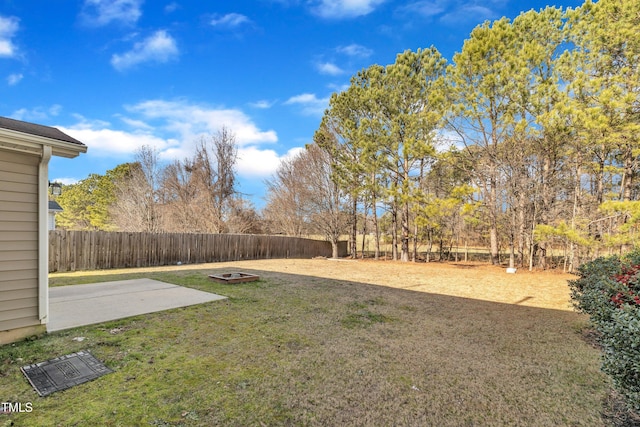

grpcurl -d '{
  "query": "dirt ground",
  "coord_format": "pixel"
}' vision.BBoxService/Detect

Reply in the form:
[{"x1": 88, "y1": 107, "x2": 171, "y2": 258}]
[{"x1": 56, "y1": 258, "x2": 577, "y2": 312}]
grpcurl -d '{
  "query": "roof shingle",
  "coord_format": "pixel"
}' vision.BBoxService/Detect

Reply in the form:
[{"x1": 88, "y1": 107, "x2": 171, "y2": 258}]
[
  {"x1": 48, "y1": 201, "x2": 63, "y2": 211},
  {"x1": 0, "y1": 116, "x2": 84, "y2": 146}
]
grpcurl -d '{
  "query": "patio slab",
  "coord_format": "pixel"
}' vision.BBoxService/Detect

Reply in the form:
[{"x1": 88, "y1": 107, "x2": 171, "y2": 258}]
[{"x1": 47, "y1": 279, "x2": 226, "y2": 332}]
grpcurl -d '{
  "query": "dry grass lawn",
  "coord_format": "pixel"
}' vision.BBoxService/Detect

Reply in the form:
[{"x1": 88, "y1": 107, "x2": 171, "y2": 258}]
[
  {"x1": 55, "y1": 258, "x2": 576, "y2": 310},
  {"x1": 0, "y1": 259, "x2": 612, "y2": 426},
  {"x1": 217, "y1": 258, "x2": 577, "y2": 311}
]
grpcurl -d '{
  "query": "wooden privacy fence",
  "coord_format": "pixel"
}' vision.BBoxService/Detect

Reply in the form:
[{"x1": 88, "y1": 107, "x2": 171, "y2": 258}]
[{"x1": 49, "y1": 230, "x2": 346, "y2": 273}]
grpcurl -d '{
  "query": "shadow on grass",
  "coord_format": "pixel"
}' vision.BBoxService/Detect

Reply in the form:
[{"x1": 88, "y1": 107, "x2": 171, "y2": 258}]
[{"x1": 10, "y1": 264, "x2": 611, "y2": 425}]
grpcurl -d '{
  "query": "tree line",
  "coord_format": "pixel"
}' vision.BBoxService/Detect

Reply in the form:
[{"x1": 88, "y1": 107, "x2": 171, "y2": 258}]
[
  {"x1": 265, "y1": 0, "x2": 640, "y2": 270},
  {"x1": 56, "y1": 127, "x2": 262, "y2": 235},
  {"x1": 57, "y1": 0, "x2": 639, "y2": 270}
]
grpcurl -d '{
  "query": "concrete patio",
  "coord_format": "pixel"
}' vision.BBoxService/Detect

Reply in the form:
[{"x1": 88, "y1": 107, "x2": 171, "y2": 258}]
[{"x1": 47, "y1": 279, "x2": 226, "y2": 332}]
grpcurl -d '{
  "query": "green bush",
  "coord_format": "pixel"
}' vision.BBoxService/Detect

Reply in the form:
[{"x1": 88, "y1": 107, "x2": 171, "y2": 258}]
[
  {"x1": 600, "y1": 307, "x2": 640, "y2": 410},
  {"x1": 569, "y1": 251, "x2": 640, "y2": 412}
]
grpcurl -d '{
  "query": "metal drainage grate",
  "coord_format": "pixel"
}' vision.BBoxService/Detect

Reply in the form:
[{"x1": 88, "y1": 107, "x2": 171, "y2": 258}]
[{"x1": 21, "y1": 350, "x2": 113, "y2": 397}]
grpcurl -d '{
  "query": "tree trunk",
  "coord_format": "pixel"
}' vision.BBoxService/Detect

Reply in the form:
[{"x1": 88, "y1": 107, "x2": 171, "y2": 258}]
[
  {"x1": 350, "y1": 196, "x2": 357, "y2": 259},
  {"x1": 371, "y1": 171, "x2": 380, "y2": 260},
  {"x1": 401, "y1": 157, "x2": 411, "y2": 263},
  {"x1": 620, "y1": 143, "x2": 634, "y2": 253},
  {"x1": 401, "y1": 201, "x2": 410, "y2": 262},
  {"x1": 528, "y1": 201, "x2": 538, "y2": 272},
  {"x1": 412, "y1": 220, "x2": 418, "y2": 262},
  {"x1": 570, "y1": 163, "x2": 581, "y2": 268},
  {"x1": 391, "y1": 203, "x2": 399, "y2": 261},
  {"x1": 518, "y1": 190, "x2": 527, "y2": 267},
  {"x1": 509, "y1": 235, "x2": 515, "y2": 269},
  {"x1": 373, "y1": 202, "x2": 380, "y2": 260},
  {"x1": 464, "y1": 238, "x2": 468, "y2": 262},
  {"x1": 596, "y1": 145, "x2": 606, "y2": 204},
  {"x1": 489, "y1": 173, "x2": 500, "y2": 265},
  {"x1": 361, "y1": 204, "x2": 367, "y2": 259}
]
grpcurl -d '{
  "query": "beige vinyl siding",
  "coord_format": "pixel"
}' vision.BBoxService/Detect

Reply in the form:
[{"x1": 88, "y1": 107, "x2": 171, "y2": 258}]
[{"x1": 0, "y1": 149, "x2": 39, "y2": 330}]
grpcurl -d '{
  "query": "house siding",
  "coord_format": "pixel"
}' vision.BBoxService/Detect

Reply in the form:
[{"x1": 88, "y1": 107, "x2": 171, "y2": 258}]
[{"x1": 0, "y1": 149, "x2": 40, "y2": 332}]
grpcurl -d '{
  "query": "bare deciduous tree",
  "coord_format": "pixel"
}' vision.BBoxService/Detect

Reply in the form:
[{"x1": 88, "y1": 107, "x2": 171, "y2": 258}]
[
  {"x1": 226, "y1": 198, "x2": 262, "y2": 234},
  {"x1": 111, "y1": 145, "x2": 163, "y2": 232},
  {"x1": 263, "y1": 155, "x2": 309, "y2": 237},
  {"x1": 160, "y1": 127, "x2": 239, "y2": 233},
  {"x1": 264, "y1": 143, "x2": 348, "y2": 257}
]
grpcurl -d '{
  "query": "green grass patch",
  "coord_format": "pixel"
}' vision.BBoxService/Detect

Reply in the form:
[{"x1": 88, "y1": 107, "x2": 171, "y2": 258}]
[
  {"x1": 0, "y1": 266, "x2": 611, "y2": 425},
  {"x1": 341, "y1": 310, "x2": 392, "y2": 329}
]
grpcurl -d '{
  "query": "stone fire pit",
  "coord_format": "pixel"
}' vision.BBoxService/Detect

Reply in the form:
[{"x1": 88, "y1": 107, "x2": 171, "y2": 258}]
[{"x1": 209, "y1": 272, "x2": 260, "y2": 284}]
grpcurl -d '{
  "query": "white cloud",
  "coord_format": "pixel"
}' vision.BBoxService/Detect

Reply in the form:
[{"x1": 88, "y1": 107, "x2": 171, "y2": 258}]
[
  {"x1": 210, "y1": 13, "x2": 251, "y2": 28},
  {"x1": 285, "y1": 93, "x2": 329, "y2": 116},
  {"x1": 49, "y1": 105, "x2": 63, "y2": 116},
  {"x1": 11, "y1": 105, "x2": 62, "y2": 121},
  {"x1": 249, "y1": 100, "x2": 275, "y2": 109},
  {"x1": 55, "y1": 115, "x2": 168, "y2": 157},
  {"x1": 51, "y1": 177, "x2": 82, "y2": 186},
  {"x1": 0, "y1": 16, "x2": 19, "y2": 57},
  {"x1": 327, "y1": 82, "x2": 350, "y2": 92},
  {"x1": 164, "y1": 2, "x2": 180, "y2": 13},
  {"x1": 111, "y1": 30, "x2": 179, "y2": 71},
  {"x1": 316, "y1": 61, "x2": 344, "y2": 75},
  {"x1": 126, "y1": 99, "x2": 277, "y2": 146},
  {"x1": 0, "y1": 40, "x2": 13, "y2": 57},
  {"x1": 118, "y1": 116, "x2": 154, "y2": 130},
  {"x1": 81, "y1": 0, "x2": 142, "y2": 26},
  {"x1": 57, "y1": 100, "x2": 286, "y2": 179},
  {"x1": 69, "y1": 114, "x2": 110, "y2": 129},
  {"x1": 336, "y1": 43, "x2": 372, "y2": 57},
  {"x1": 238, "y1": 146, "x2": 304, "y2": 178},
  {"x1": 436, "y1": 128, "x2": 465, "y2": 151},
  {"x1": 238, "y1": 147, "x2": 282, "y2": 177},
  {"x1": 7, "y1": 73, "x2": 23, "y2": 85},
  {"x1": 312, "y1": 0, "x2": 386, "y2": 19},
  {"x1": 441, "y1": 4, "x2": 497, "y2": 24},
  {"x1": 396, "y1": 1, "x2": 503, "y2": 25},
  {"x1": 398, "y1": 1, "x2": 446, "y2": 18},
  {"x1": 58, "y1": 118, "x2": 177, "y2": 157}
]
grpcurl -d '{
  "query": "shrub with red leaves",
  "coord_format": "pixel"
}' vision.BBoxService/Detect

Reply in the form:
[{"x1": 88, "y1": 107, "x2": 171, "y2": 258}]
[
  {"x1": 611, "y1": 265, "x2": 640, "y2": 308},
  {"x1": 570, "y1": 252, "x2": 640, "y2": 413}
]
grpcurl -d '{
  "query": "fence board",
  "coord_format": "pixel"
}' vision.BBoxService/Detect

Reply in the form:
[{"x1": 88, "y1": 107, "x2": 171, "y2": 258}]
[{"x1": 48, "y1": 230, "x2": 347, "y2": 273}]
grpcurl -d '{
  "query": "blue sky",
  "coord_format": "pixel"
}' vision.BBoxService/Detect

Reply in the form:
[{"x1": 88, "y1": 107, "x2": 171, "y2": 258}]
[{"x1": 1, "y1": 0, "x2": 584, "y2": 207}]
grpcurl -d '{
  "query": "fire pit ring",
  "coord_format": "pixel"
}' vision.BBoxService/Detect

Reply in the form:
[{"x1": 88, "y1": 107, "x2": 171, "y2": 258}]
[{"x1": 209, "y1": 272, "x2": 260, "y2": 284}]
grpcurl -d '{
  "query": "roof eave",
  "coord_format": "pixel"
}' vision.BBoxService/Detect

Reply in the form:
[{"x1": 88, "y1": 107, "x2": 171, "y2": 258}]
[{"x1": 0, "y1": 128, "x2": 87, "y2": 158}]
